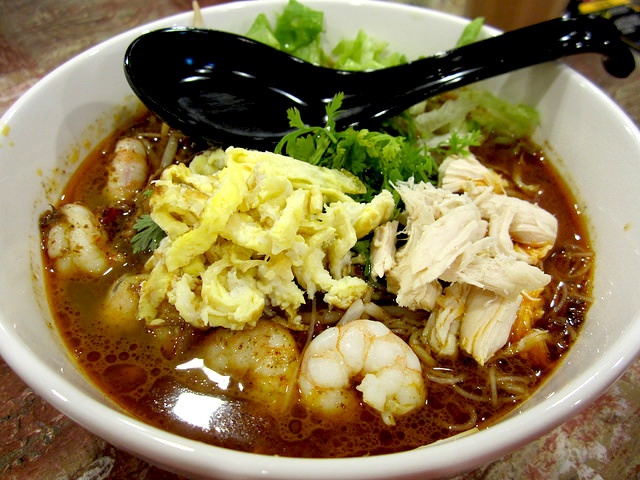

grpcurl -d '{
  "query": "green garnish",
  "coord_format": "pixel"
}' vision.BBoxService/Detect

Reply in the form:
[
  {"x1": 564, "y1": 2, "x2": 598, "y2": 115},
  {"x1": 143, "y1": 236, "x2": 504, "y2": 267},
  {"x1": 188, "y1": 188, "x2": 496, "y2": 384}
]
[
  {"x1": 274, "y1": 0, "x2": 324, "y2": 52},
  {"x1": 456, "y1": 17, "x2": 485, "y2": 47},
  {"x1": 275, "y1": 94, "x2": 481, "y2": 203},
  {"x1": 245, "y1": 0, "x2": 325, "y2": 64},
  {"x1": 463, "y1": 89, "x2": 540, "y2": 142},
  {"x1": 244, "y1": 14, "x2": 281, "y2": 50},
  {"x1": 332, "y1": 29, "x2": 407, "y2": 70},
  {"x1": 131, "y1": 214, "x2": 166, "y2": 254}
]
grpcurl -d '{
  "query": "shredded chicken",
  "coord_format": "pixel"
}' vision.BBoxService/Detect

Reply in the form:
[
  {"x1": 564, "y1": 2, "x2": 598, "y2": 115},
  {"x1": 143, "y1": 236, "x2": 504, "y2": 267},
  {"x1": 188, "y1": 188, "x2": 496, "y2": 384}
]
[
  {"x1": 438, "y1": 153, "x2": 507, "y2": 194},
  {"x1": 370, "y1": 220, "x2": 398, "y2": 278},
  {"x1": 423, "y1": 283, "x2": 469, "y2": 358},
  {"x1": 459, "y1": 287, "x2": 523, "y2": 365},
  {"x1": 371, "y1": 150, "x2": 559, "y2": 365},
  {"x1": 441, "y1": 153, "x2": 558, "y2": 264},
  {"x1": 387, "y1": 181, "x2": 488, "y2": 285}
]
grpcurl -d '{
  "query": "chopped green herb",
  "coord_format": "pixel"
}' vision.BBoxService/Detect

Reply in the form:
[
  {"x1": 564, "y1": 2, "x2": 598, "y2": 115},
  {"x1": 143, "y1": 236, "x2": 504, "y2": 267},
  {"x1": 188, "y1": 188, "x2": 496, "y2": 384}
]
[
  {"x1": 276, "y1": 94, "x2": 456, "y2": 204},
  {"x1": 352, "y1": 238, "x2": 373, "y2": 278},
  {"x1": 442, "y1": 130, "x2": 483, "y2": 155},
  {"x1": 131, "y1": 214, "x2": 166, "y2": 254}
]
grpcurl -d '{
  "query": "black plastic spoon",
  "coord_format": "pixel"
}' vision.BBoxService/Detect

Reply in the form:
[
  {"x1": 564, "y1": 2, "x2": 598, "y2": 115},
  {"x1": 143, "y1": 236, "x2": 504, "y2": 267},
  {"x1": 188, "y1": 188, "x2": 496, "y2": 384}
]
[{"x1": 124, "y1": 14, "x2": 635, "y2": 150}]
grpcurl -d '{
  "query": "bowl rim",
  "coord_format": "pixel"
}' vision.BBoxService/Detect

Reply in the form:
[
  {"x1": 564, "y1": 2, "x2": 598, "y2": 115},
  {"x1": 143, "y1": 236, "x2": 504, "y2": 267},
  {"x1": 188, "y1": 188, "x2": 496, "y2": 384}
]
[{"x1": 2, "y1": 0, "x2": 640, "y2": 478}]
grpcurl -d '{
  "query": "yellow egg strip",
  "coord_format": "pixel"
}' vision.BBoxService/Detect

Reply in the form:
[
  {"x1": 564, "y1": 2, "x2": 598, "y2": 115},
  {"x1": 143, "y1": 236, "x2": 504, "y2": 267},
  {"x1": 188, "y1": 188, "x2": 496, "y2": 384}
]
[{"x1": 138, "y1": 147, "x2": 395, "y2": 330}]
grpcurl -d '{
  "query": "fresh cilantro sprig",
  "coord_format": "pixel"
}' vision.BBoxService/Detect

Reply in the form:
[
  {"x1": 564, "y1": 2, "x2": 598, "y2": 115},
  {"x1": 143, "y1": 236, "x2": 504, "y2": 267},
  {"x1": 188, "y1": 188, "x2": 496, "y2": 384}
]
[
  {"x1": 131, "y1": 214, "x2": 166, "y2": 254},
  {"x1": 275, "y1": 94, "x2": 482, "y2": 203},
  {"x1": 443, "y1": 130, "x2": 483, "y2": 155}
]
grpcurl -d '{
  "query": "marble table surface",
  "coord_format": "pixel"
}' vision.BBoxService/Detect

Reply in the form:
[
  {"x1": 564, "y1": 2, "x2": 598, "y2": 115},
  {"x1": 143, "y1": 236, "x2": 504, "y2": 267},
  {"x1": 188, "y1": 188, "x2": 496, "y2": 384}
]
[{"x1": 1, "y1": 1, "x2": 639, "y2": 478}]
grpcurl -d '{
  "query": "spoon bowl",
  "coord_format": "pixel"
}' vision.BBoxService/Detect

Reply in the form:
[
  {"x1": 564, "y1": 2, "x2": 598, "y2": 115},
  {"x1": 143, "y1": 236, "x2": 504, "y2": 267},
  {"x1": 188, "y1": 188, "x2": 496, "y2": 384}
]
[{"x1": 124, "y1": 14, "x2": 635, "y2": 149}]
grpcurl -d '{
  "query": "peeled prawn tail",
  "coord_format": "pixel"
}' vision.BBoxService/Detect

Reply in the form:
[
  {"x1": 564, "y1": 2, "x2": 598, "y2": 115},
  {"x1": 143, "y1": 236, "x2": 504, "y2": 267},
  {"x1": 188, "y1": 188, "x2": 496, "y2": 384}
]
[{"x1": 298, "y1": 319, "x2": 426, "y2": 426}]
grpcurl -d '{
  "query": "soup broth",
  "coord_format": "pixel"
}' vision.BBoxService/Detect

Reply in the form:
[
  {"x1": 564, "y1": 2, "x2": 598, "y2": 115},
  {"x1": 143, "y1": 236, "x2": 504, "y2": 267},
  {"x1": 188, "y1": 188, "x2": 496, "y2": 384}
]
[{"x1": 40, "y1": 109, "x2": 593, "y2": 458}]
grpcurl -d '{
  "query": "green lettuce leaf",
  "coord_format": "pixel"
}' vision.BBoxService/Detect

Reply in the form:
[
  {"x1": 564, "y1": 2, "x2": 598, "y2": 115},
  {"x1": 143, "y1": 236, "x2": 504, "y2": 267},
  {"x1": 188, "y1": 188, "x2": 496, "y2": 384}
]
[
  {"x1": 245, "y1": 0, "x2": 325, "y2": 63},
  {"x1": 274, "y1": 0, "x2": 324, "y2": 55},
  {"x1": 332, "y1": 30, "x2": 407, "y2": 70},
  {"x1": 456, "y1": 17, "x2": 485, "y2": 47},
  {"x1": 245, "y1": 13, "x2": 280, "y2": 49}
]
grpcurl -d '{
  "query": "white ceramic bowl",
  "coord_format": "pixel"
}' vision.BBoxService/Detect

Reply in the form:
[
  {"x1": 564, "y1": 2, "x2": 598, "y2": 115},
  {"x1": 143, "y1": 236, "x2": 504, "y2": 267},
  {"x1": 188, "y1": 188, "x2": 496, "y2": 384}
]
[{"x1": 1, "y1": 1, "x2": 640, "y2": 478}]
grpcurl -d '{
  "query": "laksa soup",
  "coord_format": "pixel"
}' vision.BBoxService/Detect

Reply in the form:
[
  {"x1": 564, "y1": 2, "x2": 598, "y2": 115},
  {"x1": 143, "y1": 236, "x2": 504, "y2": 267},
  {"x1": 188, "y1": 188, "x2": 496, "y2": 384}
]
[{"x1": 38, "y1": 3, "x2": 593, "y2": 459}]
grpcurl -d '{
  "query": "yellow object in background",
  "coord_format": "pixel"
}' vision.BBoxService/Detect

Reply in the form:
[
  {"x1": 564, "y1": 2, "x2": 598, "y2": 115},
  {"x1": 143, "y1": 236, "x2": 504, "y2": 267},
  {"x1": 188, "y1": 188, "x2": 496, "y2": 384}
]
[{"x1": 578, "y1": 0, "x2": 638, "y2": 14}]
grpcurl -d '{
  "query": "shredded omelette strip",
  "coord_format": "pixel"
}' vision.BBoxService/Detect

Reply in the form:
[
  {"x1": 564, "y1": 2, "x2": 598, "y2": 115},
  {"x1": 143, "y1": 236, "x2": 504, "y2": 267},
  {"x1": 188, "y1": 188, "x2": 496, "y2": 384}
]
[{"x1": 138, "y1": 147, "x2": 395, "y2": 330}]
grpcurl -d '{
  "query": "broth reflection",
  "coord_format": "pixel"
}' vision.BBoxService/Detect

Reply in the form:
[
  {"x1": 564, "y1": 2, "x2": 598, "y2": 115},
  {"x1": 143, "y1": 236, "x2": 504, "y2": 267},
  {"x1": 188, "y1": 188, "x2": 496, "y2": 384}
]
[
  {"x1": 173, "y1": 390, "x2": 226, "y2": 429},
  {"x1": 176, "y1": 357, "x2": 231, "y2": 390}
]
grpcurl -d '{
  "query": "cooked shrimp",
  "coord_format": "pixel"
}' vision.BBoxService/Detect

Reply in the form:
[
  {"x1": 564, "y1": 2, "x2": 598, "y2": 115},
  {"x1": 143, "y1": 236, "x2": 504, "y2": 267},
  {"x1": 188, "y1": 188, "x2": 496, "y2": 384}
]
[
  {"x1": 101, "y1": 274, "x2": 146, "y2": 331},
  {"x1": 45, "y1": 203, "x2": 110, "y2": 277},
  {"x1": 198, "y1": 320, "x2": 300, "y2": 412},
  {"x1": 298, "y1": 319, "x2": 426, "y2": 426},
  {"x1": 104, "y1": 137, "x2": 149, "y2": 202}
]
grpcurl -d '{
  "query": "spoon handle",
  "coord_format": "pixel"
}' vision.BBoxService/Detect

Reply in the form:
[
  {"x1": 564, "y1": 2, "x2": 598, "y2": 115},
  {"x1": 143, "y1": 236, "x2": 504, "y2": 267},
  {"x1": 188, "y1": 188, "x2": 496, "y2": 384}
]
[
  {"x1": 447, "y1": 14, "x2": 635, "y2": 78},
  {"x1": 350, "y1": 14, "x2": 635, "y2": 125}
]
